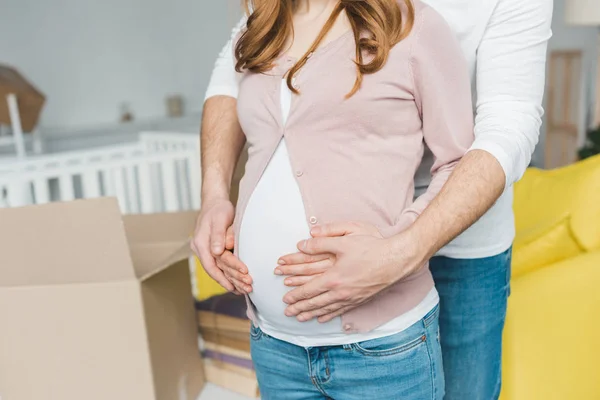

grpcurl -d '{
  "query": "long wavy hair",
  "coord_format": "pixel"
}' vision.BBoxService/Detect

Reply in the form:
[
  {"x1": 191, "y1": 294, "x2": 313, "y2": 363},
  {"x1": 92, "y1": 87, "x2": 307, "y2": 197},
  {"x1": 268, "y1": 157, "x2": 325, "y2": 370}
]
[{"x1": 235, "y1": 0, "x2": 415, "y2": 97}]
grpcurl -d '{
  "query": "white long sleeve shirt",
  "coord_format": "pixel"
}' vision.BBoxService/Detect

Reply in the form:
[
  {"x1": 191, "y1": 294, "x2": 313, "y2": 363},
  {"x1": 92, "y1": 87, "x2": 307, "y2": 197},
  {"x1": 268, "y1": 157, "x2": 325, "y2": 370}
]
[{"x1": 205, "y1": 0, "x2": 553, "y2": 259}]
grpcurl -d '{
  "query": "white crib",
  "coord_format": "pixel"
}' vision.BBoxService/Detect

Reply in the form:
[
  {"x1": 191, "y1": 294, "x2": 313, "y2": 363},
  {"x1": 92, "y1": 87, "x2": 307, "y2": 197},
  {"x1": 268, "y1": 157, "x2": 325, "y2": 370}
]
[
  {"x1": 0, "y1": 130, "x2": 204, "y2": 299},
  {"x1": 0, "y1": 131, "x2": 201, "y2": 213}
]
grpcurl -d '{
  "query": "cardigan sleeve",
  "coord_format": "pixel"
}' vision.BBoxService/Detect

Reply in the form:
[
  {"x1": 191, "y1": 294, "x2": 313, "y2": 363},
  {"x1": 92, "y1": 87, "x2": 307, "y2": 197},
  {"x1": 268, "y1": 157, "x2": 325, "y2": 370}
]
[{"x1": 397, "y1": 6, "x2": 475, "y2": 229}]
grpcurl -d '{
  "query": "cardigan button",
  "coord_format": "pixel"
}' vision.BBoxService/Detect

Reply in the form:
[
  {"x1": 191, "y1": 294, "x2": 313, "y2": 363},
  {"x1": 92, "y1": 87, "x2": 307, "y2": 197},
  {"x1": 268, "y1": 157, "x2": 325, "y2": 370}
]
[
  {"x1": 309, "y1": 216, "x2": 318, "y2": 224},
  {"x1": 295, "y1": 170, "x2": 303, "y2": 177},
  {"x1": 343, "y1": 323, "x2": 353, "y2": 331}
]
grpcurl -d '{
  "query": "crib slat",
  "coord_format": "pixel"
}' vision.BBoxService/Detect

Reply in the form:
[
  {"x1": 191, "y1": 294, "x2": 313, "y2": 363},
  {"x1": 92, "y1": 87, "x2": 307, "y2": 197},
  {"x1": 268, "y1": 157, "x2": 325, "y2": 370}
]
[
  {"x1": 59, "y1": 173, "x2": 75, "y2": 201},
  {"x1": 189, "y1": 153, "x2": 201, "y2": 210},
  {"x1": 6, "y1": 179, "x2": 33, "y2": 207},
  {"x1": 162, "y1": 159, "x2": 179, "y2": 212},
  {"x1": 138, "y1": 162, "x2": 154, "y2": 213},
  {"x1": 82, "y1": 170, "x2": 101, "y2": 198},
  {"x1": 34, "y1": 178, "x2": 50, "y2": 204},
  {"x1": 103, "y1": 168, "x2": 116, "y2": 196},
  {"x1": 176, "y1": 160, "x2": 191, "y2": 210},
  {"x1": 126, "y1": 166, "x2": 139, "y2": 213},
  {"x1": 113, "y1": 167, "x2": 128, "y2": 213}
]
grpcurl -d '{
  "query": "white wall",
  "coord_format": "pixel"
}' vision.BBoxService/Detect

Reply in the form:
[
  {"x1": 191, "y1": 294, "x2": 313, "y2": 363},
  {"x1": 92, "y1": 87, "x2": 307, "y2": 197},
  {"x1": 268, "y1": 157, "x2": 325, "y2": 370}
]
[
  {"x1": 0, "y1": 0, "x2": 241, "y2": 130},
  {"x1": 2, "y1": 0, "x2": 597, "y2": 163},
  {"x1": 534, "y1": 0, "x2": 598, "y2": 166}
]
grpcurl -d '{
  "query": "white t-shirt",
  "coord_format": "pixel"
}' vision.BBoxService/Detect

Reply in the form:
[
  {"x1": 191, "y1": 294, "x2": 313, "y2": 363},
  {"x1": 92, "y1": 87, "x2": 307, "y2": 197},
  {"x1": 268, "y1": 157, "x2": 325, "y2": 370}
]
[
  {"x1": 206, "y1": 0, "x2": 553, "y2": 259},
  {"x1": 237, "y1": 80, "x2": 438, "y2": 347}
]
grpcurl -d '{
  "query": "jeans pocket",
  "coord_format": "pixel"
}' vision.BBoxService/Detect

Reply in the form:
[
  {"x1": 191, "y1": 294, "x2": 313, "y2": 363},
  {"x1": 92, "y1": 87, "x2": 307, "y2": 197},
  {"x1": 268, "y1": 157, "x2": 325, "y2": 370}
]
[
  {"x1": 250, "y1": 323, "x2": 263, "y2": 341},
  {"x1": 423, "y1": 304, "x2": 440, "y2": 328},
  {"x1": 353, "y1": 331, "x2": 427, "y2": 357}
]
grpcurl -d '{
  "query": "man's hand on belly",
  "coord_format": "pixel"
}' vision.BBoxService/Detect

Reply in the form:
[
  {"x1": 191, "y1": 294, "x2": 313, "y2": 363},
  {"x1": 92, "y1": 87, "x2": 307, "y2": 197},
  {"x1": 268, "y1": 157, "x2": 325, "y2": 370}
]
[
  {"x1": 191, "y1": 199, "x2": 253, "y2": 294},
  {"x1": 277, "y1": 221, "x2": 425, "y2": 323}
]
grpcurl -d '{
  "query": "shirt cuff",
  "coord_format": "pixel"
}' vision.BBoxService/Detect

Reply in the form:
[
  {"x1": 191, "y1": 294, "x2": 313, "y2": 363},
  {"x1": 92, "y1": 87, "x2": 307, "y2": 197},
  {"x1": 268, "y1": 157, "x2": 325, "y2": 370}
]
[
  {"x1": 467, "y1": 139, "x2": 513, "y2": 192},
  {"x1": 204, "y1": 85, "x2": 239, "y2": 102}
]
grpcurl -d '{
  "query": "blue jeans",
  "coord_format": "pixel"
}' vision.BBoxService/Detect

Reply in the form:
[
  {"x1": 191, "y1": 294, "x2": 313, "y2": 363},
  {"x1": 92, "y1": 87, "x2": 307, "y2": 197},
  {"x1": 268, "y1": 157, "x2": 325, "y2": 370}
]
[
  {"x1": 250, "y1": 304, "x2": 444, "y2": 400},
  {"x1": 430, "y1": 247, "x2": 512, "y2": 400}
]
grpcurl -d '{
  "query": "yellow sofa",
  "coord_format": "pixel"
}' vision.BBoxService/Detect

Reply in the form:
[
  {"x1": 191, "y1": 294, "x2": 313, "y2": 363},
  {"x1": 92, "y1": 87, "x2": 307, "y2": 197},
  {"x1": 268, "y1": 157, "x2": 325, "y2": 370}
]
[
  {"x1": 194, "y1": 257, "x2": 228, "y2": 301},
  {"x1": 501, "y1": 155, "x2": 600, "y2": 400}
]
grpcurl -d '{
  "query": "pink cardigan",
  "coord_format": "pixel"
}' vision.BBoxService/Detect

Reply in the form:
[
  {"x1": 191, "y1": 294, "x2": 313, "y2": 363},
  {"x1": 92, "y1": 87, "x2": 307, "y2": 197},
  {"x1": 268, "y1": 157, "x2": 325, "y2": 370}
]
[{"x1": 234, "y1": 0, "x2": 474, "y2": 333}]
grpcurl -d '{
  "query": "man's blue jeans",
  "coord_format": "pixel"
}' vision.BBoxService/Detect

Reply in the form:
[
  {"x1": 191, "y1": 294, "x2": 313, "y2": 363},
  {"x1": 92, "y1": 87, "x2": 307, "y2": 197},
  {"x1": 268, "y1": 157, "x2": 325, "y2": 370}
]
[{"x1": 430, "y1": 247, "x2": 512, "y2": 400}]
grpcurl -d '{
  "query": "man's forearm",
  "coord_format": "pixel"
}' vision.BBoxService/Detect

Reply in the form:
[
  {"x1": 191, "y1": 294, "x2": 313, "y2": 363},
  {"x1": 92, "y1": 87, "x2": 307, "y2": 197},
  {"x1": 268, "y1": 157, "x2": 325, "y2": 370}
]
[
  {"x1": 401, "y1": 150, "x2": 506, "y2": 261},
  {"x1": 200, "y1": 96, "x2": 245, "y2": 203}
]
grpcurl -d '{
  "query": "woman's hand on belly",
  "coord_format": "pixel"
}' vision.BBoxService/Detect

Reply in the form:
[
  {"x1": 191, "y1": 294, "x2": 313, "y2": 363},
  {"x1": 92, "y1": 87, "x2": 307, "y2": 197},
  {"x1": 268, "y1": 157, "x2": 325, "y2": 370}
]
[
  {"x1": 216, "y1": 250, "x2": 254, "y2": 294},
  {"x1": 274, "y1": 252, "x2": 334, "y2": 287},
  {"x1": 275, "y1": 221, "x2": 383, "y2": 286},
  {"x1": 276, "y1": 221, "x2": 423, "y2": 324}
]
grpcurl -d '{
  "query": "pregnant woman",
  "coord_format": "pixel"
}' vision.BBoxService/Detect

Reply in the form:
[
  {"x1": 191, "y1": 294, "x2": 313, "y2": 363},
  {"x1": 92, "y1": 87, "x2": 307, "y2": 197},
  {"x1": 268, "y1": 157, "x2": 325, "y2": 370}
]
[{"x1": 211, "y1": 0, "x2": 473, "y2": 398}]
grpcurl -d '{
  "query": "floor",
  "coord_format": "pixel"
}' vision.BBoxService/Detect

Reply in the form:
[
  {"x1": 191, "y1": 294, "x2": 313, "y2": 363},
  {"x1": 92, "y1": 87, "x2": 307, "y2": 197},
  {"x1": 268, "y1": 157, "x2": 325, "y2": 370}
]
[{"x1": 197, "y1": 383, "x2": 259, "y2": 400}]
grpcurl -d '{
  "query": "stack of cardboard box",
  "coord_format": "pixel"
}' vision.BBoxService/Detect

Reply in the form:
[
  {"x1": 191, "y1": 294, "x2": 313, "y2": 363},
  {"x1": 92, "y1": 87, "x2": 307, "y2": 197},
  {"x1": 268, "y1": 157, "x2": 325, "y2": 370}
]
[{"x1": 196, "y1": 293, "x2": 259, "y2": 398}]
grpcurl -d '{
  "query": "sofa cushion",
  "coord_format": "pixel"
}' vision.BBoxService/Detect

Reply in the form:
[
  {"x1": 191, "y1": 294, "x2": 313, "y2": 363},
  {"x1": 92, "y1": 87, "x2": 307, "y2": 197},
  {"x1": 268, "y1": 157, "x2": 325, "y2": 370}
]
[
  {"x1": 501, "y1": 250, "x2": 600, "y2": 400},
  {"x1": 512, "y1": 213, "x2": 583, "y2": 278},
  {"x1": 514, "y1": 154, "x2": 600, "y2": 251},
  {"x1": 194, "y1": 257, "x2": 228, "y2": 301}
]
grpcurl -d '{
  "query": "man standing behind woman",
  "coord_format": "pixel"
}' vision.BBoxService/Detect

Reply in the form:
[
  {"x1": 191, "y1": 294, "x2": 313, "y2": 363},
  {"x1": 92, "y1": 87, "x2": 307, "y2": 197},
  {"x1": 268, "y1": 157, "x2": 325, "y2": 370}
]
[{"x1": 193, "y1": 0, "x2": 553, "y2": 399}]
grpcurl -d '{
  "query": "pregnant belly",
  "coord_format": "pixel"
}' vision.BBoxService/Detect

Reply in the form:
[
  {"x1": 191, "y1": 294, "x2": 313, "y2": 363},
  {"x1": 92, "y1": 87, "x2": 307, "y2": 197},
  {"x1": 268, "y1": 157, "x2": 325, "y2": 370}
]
[{"x1": 238, "y1": 142, "x2": 342, "y2": 335}]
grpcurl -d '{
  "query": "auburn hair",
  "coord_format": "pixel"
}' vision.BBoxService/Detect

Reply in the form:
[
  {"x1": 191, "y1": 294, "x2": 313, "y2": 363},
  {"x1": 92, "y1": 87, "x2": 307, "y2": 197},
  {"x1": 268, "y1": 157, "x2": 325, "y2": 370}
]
[{"x1": 235, "y1": 0, "x2": 414, "y2": 97}]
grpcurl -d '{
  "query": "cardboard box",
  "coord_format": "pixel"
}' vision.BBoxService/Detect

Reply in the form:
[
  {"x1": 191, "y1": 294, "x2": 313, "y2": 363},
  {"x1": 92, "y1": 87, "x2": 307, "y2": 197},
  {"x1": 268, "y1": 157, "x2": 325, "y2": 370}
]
[
  {"x1": 0, "y1": 198, "x2": 204, "y2": 400},
  {"x1": 0, "y1": 64, "x2": 45, "y2": 132}
]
